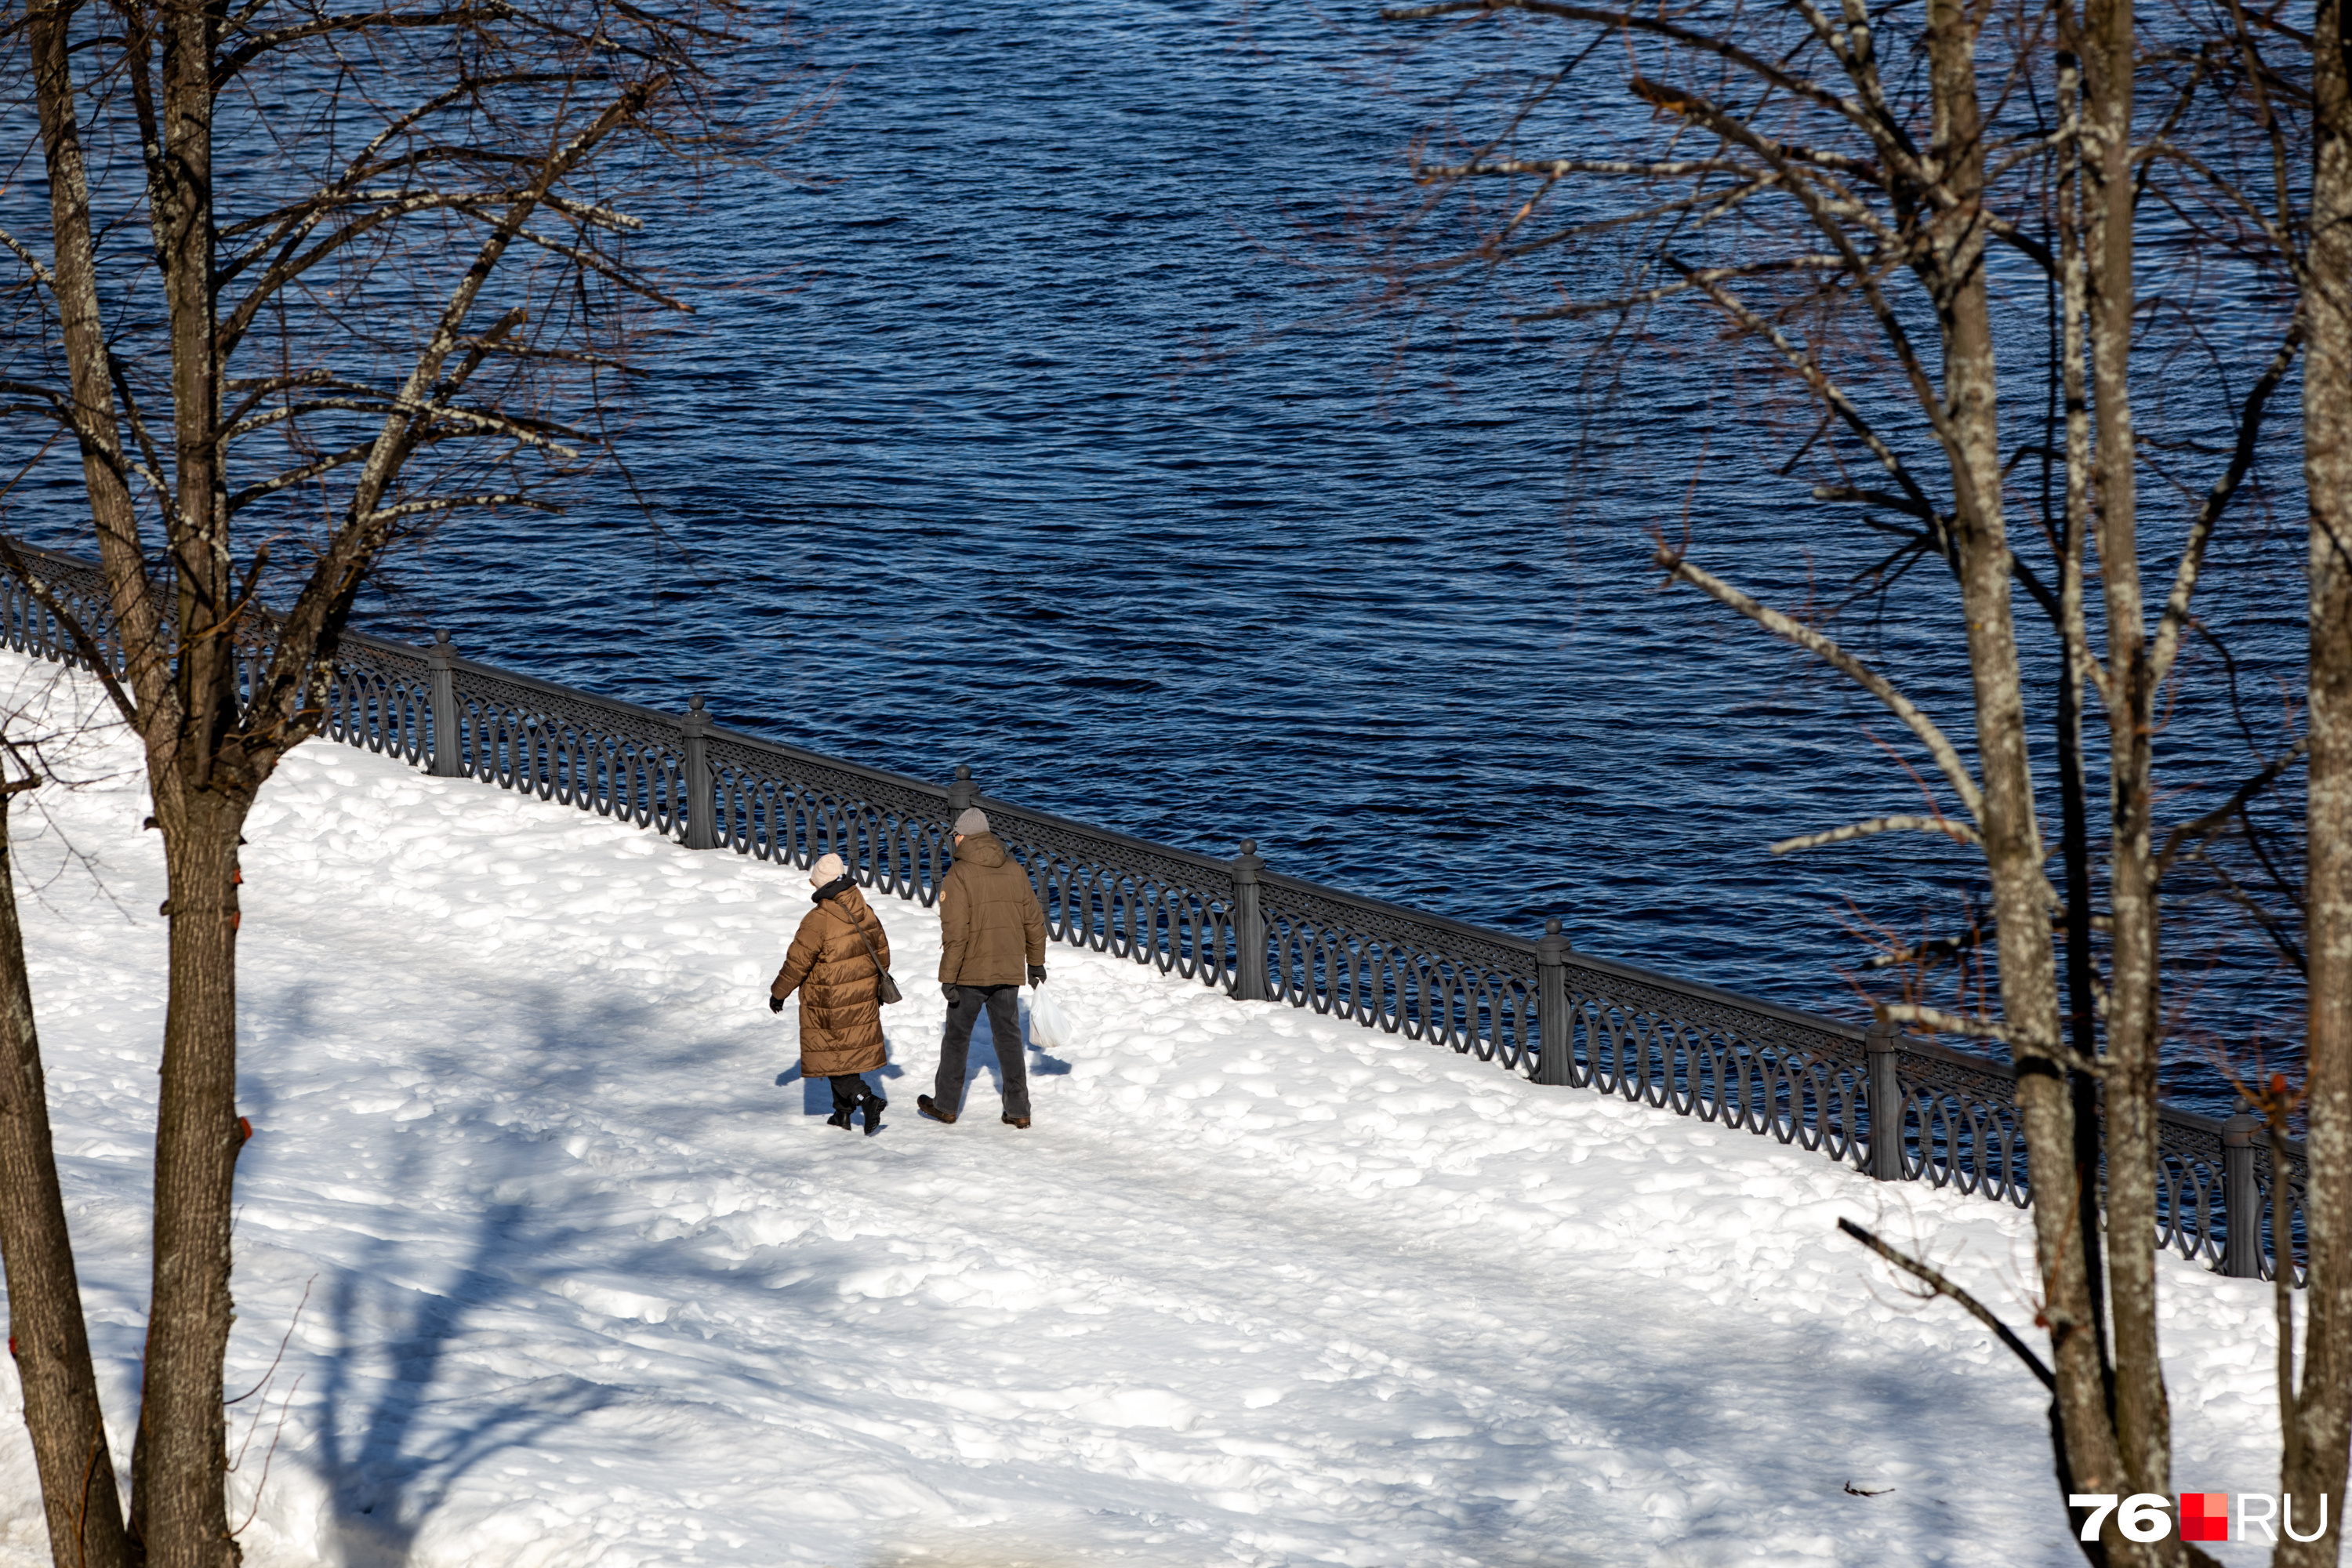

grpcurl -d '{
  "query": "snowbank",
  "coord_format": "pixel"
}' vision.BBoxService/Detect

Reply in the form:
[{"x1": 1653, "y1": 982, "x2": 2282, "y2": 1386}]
[{"x1": 0, "y1": 651, "x2": 2286, "y2": 1566}]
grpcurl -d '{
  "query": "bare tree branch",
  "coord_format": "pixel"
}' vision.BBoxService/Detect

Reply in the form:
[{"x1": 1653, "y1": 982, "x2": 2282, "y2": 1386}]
[
  {"x1": 1837, "y1": 1219, "x2": 2056, "y2": 1389},
  {"x1": 1770, "y1": 814, "x2": 1985, "y2": 854},
  {"x1": 1653, "y1": 546, "x2": 1988, "y2": 824}
]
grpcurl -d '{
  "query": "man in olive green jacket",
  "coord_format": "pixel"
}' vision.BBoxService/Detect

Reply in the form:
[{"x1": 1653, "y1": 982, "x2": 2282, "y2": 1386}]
[{"x1": 919, "y1": 808, "x2": 1049, "y2": 1128}]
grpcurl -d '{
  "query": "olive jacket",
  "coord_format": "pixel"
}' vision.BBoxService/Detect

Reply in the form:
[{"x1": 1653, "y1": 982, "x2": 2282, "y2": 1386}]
[
  {"x1": 770, "y1": 877, "x2": 892, "y2": 1077},
  {"x1": 937, "y1": 833, "x2": 1047, "y2": 986}
]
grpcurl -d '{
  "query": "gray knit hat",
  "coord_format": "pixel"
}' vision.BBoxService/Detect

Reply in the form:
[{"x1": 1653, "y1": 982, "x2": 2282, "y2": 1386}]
[{"x1": 953, "y1": 807, "x2": 989, "y2": 837}]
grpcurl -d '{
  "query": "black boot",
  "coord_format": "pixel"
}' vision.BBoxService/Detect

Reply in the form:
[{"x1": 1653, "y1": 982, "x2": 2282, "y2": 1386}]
[
  {"x1": 826, "y1": 1108, "x2": 855, "y2": 1131},
  {"x1": 862, "y1": 1091, "x2": 887, "y2": 1136}
]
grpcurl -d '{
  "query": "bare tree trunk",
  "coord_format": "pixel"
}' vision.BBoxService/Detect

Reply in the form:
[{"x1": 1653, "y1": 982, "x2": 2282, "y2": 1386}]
[
  {"x1": 2280, "y1": 0, "x2": 2352, "y2": 1552},
  {"x1": 2078, "y1": 0, "x2": 2172, "y2": 1512},
  {"x1": 129, "y1": 802, "x2": 245, "y2": 1568},
  {"x1": 0, "y1": 782, "x2": 136, "y2": 1568},
  {"x1": 1922, "y1": 0, "x2": 2128, "y2": 1538},
  {"x1": 25, "y1": 0, "x2": 162, "y2": 1559},
  {"x1": 2054, "y1": 39, "x2": 2115, "y2": 1435},
  {"x1": 2056, "y1": 455, "x2": 2117, "y2": 1457},
  {"x1": 125, "y1": 0, "x2": 244, "y2": 1556}
]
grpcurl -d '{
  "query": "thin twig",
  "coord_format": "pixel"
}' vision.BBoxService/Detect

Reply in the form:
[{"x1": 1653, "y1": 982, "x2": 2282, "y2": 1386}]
[
  {"x1": 230, "y1": 1374, "x2": 305, "y2": 1538},
  {"x1": 2154, "y1": 738, "x2": 2308, "y2": 877},
  {"x1": 226, "y1": 1277, "x2": 313, "y2": 1407}
]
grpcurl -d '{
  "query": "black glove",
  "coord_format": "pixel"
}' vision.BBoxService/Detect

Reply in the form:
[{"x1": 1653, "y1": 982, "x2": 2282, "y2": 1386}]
[
  {"x1": 1028, "y1": 964, "x2": 1047, "y2": 987},
  {"x1": 942, "y1": 982, "x2": 960, "y2": 1006},
  {"x1": 768, "y1": 993, "x2": 785, "y2": 1014}
]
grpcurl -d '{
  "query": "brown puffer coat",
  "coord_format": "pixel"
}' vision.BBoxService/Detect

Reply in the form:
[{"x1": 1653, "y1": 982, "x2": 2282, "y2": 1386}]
[
  {"x1": 770, "y1": 879, "x2": 892, "y2": 1077},
  {"x1": 937, "y1": 832, "x2": 1047, "y2": 985}
]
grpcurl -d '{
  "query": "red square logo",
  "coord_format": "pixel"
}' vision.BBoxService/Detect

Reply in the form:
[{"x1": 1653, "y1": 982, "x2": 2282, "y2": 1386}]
[{"x1": 2180, "y1": 1492, "x2": 2230, "y2": 1542}]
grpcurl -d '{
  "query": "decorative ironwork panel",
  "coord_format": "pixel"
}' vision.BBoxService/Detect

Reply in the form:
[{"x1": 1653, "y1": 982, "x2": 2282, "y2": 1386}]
[
  {"x1": 2150, "y1": 1116, "x2": 2227, "y2": 1266},
  {"x1": 1270, "y1": 879, "x2": 1534, "y2": 982},
  {"x1": 1561, "y1": 960, "x2": 1860, "y2": 1066},
  {"x1": 0, "y1": 550, "x2": 124, "y2": 674},
  {"x1": 1263, "y1": 882, "x2": 1540, "y2": 1072},
  {"x1": 1559, "y1": 986, "x2": 1867, "y2": 1165},
  {"x1": 705, "y1": 734, "x2": 956, "y2": 906},
  {"x1": 1877, "y1": 1048, "x2": 2031, "y2": 1206},
  {"x1": 321, "y1": 636, "x2": 433, "y2": 765},
  {"x1": 1896, "y1": 1081, "x2": 2030, "y2": 1205},
  {"x1": 990, "y1": 806, "x2": 1239, "y2": 987},
  {"x1": 446, "y1": 666, "x2": 687, "y2": 833}
]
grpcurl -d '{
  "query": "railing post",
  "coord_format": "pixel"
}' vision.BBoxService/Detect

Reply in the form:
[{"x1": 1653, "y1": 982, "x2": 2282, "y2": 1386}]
[
  {"x1": 947, "y1": 764, "x2": 978, "y2": 818},
  {"x1": 426, "y1": 630, "x2": 463, "y2": 778},
  {"x1": 1534, "y1": 917, "x2": 1571, "y2": 1086},
  {"x1": 1229, "y1": 840, "x2": 1269, "y2": 1001},
  {"x1": 2222, "y1": 1098, "x2": 2265, "y2": 1278},
  {"x1": 1866, "y1": 1018, "x2": 1906, "y2": 1181},
  {"x1": 680, "y1": 693, "x2": 717, "y2": 851}
]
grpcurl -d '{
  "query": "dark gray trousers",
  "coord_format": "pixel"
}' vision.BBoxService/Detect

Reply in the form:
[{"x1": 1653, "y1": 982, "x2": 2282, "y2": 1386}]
[{"x1": 935, "y1": 983, "x2": 1029, "y2": 1119}]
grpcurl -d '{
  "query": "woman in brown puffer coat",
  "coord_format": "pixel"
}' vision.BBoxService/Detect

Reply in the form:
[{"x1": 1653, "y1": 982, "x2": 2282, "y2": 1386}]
[{"x1": 769, "y1": 852, "x2": 893, "y2": 1134}]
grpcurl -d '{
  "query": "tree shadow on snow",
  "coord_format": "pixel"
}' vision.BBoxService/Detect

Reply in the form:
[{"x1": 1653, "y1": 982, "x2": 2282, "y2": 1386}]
[
  {"x1": 308, "y1": 1200, "x2": 616, "y2": 1567},
  {"x1": 249, "y1": 968, "x2": 2003, "y2": 1566},
  {"x1": 247, "y1": 975, "x2": 843, "y2": 1562}
]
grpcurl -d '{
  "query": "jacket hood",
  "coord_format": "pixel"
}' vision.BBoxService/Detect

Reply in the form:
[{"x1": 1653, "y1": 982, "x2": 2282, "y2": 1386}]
[
  {"x1": 954, "y1": 832, "x2": 1009, "y2": 869},
  {"x1": 811, "y1": 873, "x2": 859, "y2": 905}
]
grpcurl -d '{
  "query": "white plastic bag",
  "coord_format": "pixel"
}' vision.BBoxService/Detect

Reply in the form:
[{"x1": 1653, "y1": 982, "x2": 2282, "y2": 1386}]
[{"x1": 1026, "y1": 982, "x2": 1078, "y2": 1054}]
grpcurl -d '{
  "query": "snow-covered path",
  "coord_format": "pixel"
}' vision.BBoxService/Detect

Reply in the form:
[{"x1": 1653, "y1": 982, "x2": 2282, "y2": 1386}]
[{"x1": 0, "y1": 652, "x2": 2287, "y2": 1566}]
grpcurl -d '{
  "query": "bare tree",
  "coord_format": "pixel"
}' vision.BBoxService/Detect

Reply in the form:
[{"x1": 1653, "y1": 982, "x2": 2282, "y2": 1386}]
[
  {"x1": 0, "y1": 694, "x2": 136, "y2": 1568},
  {"x1": 0, "y1": 1, "x2": 815, "y2": 1561},
  {"x1": 1363, "y1": 0, "x2": 2328, "y2": 1558},
  {"x1": 2281, "y1": 0, "x2": 2352, "y2": 1552}
]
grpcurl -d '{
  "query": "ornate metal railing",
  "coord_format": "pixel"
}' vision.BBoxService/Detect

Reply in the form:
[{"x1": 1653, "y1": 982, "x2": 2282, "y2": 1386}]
[{"x1": 0, "y1": 538, "x2": 2307, "y2": 1281}]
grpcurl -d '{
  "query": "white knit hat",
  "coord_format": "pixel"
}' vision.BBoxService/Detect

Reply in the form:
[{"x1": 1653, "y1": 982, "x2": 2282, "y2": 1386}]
[{"x1": 809, "y1": 852, "x2": 847, "y2": 887}]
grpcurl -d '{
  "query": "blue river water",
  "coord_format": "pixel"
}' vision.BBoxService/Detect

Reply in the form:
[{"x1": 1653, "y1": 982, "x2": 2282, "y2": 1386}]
[{"x1": 3, "y1": 0, "x2": 2308, "y2": 1113}]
